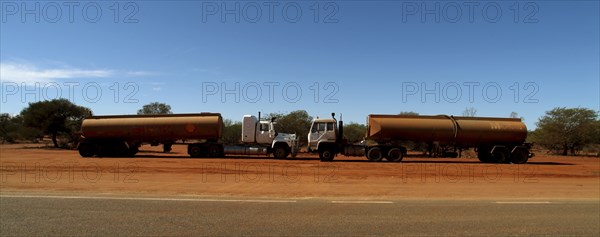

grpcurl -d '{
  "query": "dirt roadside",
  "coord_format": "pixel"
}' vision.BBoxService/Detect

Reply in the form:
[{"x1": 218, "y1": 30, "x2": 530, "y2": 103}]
[{"x1": 1, "y1": 144, "x2": 598, "y2": 200}]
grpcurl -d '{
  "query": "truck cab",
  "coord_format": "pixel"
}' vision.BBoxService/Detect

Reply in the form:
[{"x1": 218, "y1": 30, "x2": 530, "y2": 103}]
[
  {"x1": 307, "y1": 113, "x2": 389, "y2": 162},
  {"x1": 308, "y1": 118, "x2": 337, "y2": 152},
  {"x1": 241, "y1": 115, "x2": 299, "y2": 158}
]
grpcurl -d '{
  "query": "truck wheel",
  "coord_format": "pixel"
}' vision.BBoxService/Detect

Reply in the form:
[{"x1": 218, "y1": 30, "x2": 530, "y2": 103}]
[
  {"x1": 97, "y1": 142, "x2": 116, "y2": 157},
  {"x1": 126, "y1": 146, "x2": 139, "y2": 157},
  {"x1": 367, "y1": 147, "x2": 383, "y2": 162},
  {"x1": 115, "y1": 142, "x2": 131, "y2": 157},
  {"x1": 386, "y1": 148, "x2": 403, "y2": 162},
  {"x1": 273, "y1": 146, "x2": 289, "y2": 159},
  {"x1": 208, "y1": 144, "x2": 223, "y2": 157},
  {"x1": 477, "y1": 147, "x2": 492, "y2": 163},
  {"x1": 510, "y1": 149, "x2": 529, "y2": 164},
  {"x1": 319, "y1": 149, "x2": 334, "y2": 162},
  {"x1": 78, "y1": 143, "x2": 96, "y2": 157},
  {"x1": 163, "y1": 143, "x2": 172, "y2": 153},
  {"x1": 189, "y1": 145, "x2": 204, "y2": 158},
  {"x1": 491, "y1": 149, "x2": 508, "y2": 163}
]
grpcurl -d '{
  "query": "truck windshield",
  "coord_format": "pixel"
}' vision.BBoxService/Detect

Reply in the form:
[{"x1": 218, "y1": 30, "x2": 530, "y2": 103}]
[
  {"x1": 327, "y1": 122, "x2": 334, "y2": 131},
  {"x1": 312, "y1": 122, "x2": 326, "y2": 132}
]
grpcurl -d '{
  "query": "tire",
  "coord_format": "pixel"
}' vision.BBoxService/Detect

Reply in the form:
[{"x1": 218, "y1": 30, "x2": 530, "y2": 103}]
[
  {"x1": 273, "y1": 146, "x2": 289, "y2": 159},
  {"x1": 491, "y1": 148, "x2": 508, "y2": 163},
  {"x1": 163, "y1": 143, "x2": 172, "y2": 153},
  {"x1": 78, "y1": 143, "x2": 96, "y2": 157},
  {"x1": 126, "y1": 146, "x2": 139, "y2": 157},
  {"x1": 97, "y1": 141, "x2": 123, "y2": 157},
  {"x1": 367, "y1": 147, "x2": 383, "y2": 162},
  {"x1": 477, "y1": 147, "x2": 492, "y2": 163},
  {"x1": 510, "y1": 149, "x2": 529, "y2": 164},
  {"x1": 189, "y1": 144, "x2": 204, "y2": 158},
  {"x1": 385, "y1": 148, "x2": 403, "y2": 162},
  {"x1": 208, "y1": 144, "x2": 223, "y2": 157},
  {"x1": 92, "y1": 141, "x2": 126, "y2": 157},
  {"x1": 319, "y1": 148, "x2": 334, "y2": 162},
  {"x1": 114, "y1": 142, "x2": 130, "y2": 157},
  {"x1": 95, "y1": 144, "x2": 109, "y2": 157}
]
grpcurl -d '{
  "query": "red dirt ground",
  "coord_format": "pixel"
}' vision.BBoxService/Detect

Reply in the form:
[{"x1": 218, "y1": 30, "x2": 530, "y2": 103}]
[{"x1": 1, "y1": 144, "x2": 598, "y2": 200}]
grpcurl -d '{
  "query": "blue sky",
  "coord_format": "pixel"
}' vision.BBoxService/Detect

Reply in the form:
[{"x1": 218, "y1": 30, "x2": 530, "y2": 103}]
[{"x1": 1, "y1": 0, "x2": 598, "y2": 129}]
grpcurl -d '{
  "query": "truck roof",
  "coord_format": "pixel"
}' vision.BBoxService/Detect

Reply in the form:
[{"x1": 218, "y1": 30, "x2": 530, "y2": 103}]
[{"x1": 313, "y1": 118, "x2": 336, "y2": 123}]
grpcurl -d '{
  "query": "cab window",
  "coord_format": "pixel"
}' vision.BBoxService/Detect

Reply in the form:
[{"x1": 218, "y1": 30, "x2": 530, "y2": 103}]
[
  {"x1": 327, "y1": 122, "x2": 334, "y2": 131},
  {"x1": 312, "y1": 122, "x2": 326, "y2": 132},
  {"x1": 312, "y1": 122, "x2": 334, "y2": 133},
  {"x1": 260, "y1": 123, "x2": 269, "y2": 132}
]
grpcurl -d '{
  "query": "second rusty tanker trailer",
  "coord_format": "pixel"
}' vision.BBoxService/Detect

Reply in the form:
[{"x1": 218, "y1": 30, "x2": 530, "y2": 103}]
[
  {"x1": 308, "y1": 113, "x2": 533, "y2": 164},
  {"x1": 77, "y1": 113, "x2": 299, "y2": 158}
]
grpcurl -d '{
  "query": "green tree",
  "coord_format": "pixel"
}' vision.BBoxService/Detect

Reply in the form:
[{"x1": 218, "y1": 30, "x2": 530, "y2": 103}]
[
  {"x1": 510, "y1": 111, "x2": 525, "y2": 121},
  {"x1": 595, "y1": 120, "x2": 600, "y2": 143},
  {"x1": 0, "y1": 113, "x2": 12, "y2": 142},
  {"x1": 462, "y1": 107, "x2": 477, "y2": 117},
  {"x1": 137, "y1": 102, "x2": 172, "y2": 115},
  {"x1": 0, "y1": 114, "x2": 43, "y2": 143},
  {"x1": 20, "y1": 99, "x2": 92, "y2": 148},
  {"x1": 268, "y1": 110, "x2": 312, "y2": 146},
  {"x1": 222, "y1": 119, "x2": 242, "y2": 144},
  {"x1": 532, "y1": 107, "x2": 598, "y2": 155},
  {"x1": 343, "y1": 122, "x2": 366, "y2": 143}
]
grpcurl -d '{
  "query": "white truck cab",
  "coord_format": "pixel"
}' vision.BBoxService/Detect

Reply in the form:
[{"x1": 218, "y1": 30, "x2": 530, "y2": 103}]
[
  {"x1": 307, "y1": 117, "x2": 337, "y2": 153},
  {"x1": 307, "y1": 113, "x2": 365, "y2": 162},
  {"x1": 239, "y1": 115, "x2": 299, "y2": 158},
  {"x1": 242, "y1": 115, "x2": 276, "y2": 144}
]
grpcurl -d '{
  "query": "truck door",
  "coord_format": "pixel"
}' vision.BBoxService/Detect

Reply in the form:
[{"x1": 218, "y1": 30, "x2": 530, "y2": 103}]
[
  {"x1": 308, "y1": 122, "x2": 323, "y2": 149},
  {"x1": 309, "y1": 122, "x2": 336, "y2": 149},
  {"x1": 255, "y1": 121, "x2": 273, "y2": 144}
]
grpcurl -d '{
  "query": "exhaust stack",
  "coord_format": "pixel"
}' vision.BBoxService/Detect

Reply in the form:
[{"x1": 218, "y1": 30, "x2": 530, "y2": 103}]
[{"x1": 338, "y1": 113, "x2": 344, "y2": 143}]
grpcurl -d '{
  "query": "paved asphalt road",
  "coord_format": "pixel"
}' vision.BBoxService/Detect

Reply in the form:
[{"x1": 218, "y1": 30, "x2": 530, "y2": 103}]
[{"x1": 1, "y1": 194, "x2": 598, "y2": 236}]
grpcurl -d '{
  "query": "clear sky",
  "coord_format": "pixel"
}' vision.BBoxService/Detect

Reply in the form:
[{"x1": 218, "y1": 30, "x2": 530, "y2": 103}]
[{"x1": 1, "y1": 0, "x2": 599, "y2": 129}]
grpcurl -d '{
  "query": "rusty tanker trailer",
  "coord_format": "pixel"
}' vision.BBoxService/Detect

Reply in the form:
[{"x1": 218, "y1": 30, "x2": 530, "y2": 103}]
[
  {"x1": 308, "y1": 114, "x2": 533, "y2": 164},
  {"x1": 77, "y1": 113, "x2": 299, "y2": 158}
]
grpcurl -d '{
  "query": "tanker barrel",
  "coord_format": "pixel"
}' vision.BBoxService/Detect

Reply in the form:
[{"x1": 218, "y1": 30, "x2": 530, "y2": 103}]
[
  {"x1": 366, "y1": 114, "x2": 527, "y2": 147},
  {"x1": 81, "y1": 113, "x2": 223, "y2": 142},
  {"x1": 367, "y1": 114, "x2": 455, "y2": 143},
  {"x1": 453, "y1": 116, "x2": 527, "y2": 145}
]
